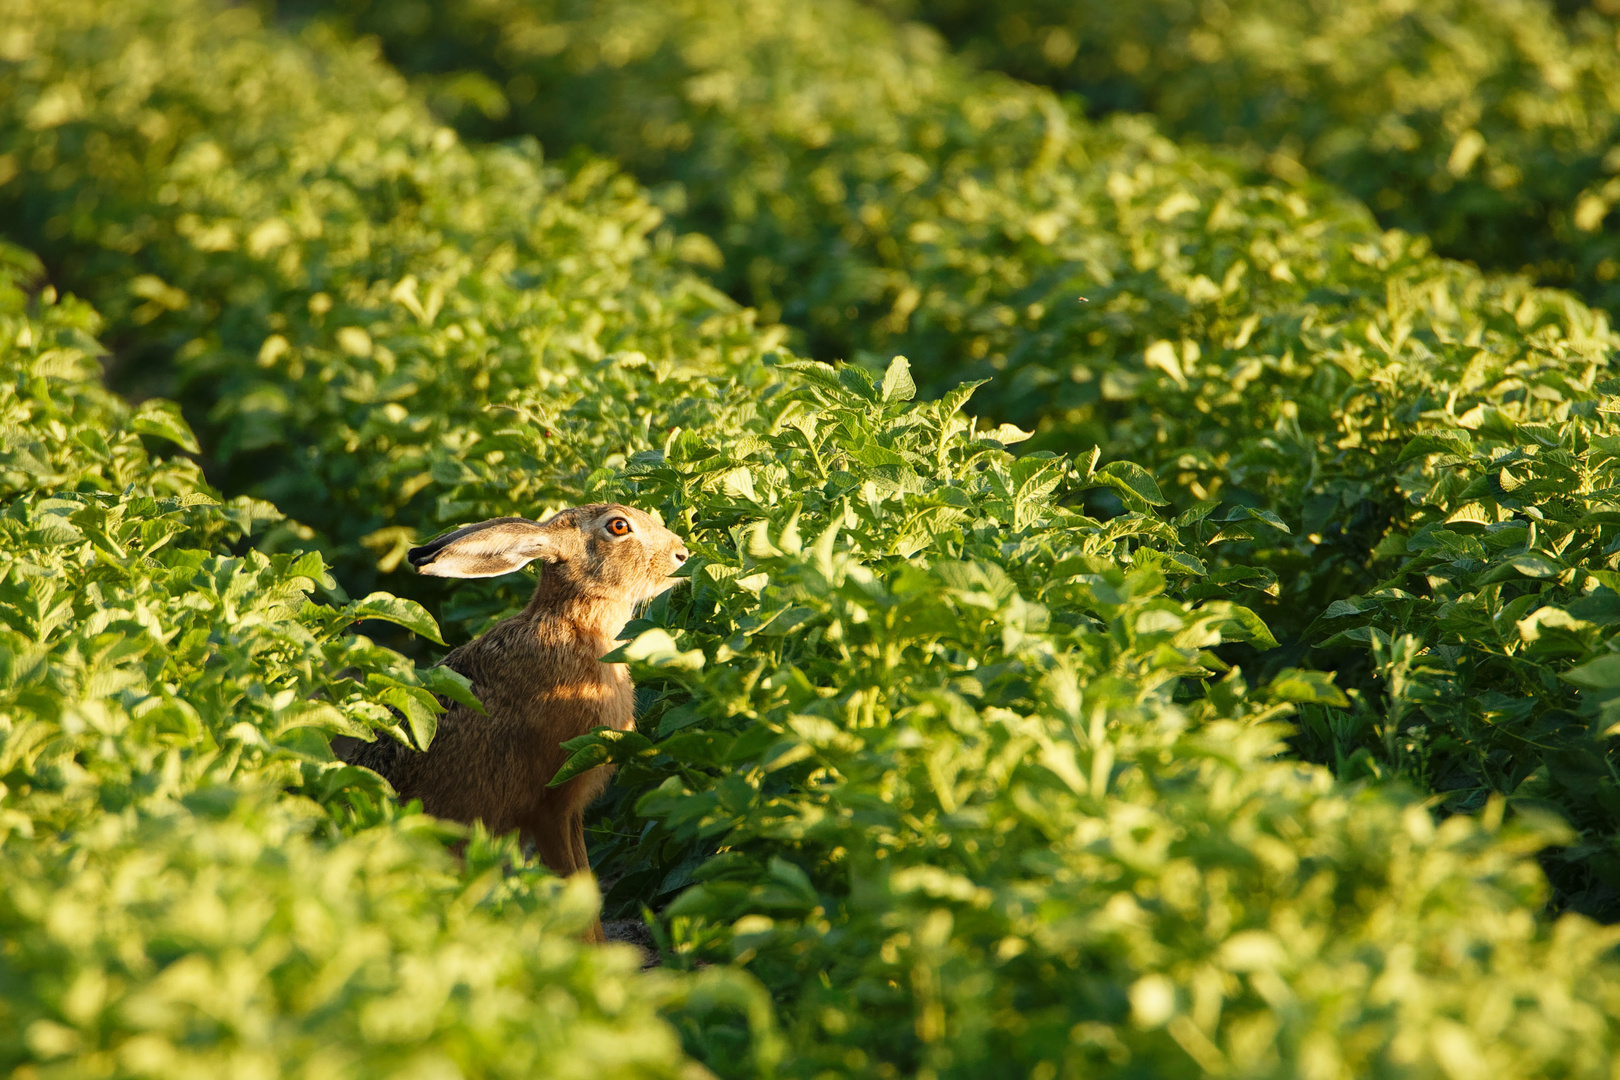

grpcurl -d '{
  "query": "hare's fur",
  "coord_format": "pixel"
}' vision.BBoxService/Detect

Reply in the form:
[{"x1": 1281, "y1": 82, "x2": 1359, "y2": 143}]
[{"x1": 340, "y1": 503, "x2": 688, "y2": 938}]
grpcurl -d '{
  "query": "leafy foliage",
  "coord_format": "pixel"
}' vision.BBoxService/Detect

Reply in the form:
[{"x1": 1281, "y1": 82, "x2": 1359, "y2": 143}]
[
  {"x1": 0, "y1": 243, "x2": 211, "y2": 504},
  {"x1": 7, "y1": 0, "x2": 1620, "y2": 1076},
  {"x1": 0, "y1": 793, "x2": 701, "y2": 1079},
  {"x1": 268, "y1": 0, "x2": 1620, "y2": 911},
  {"x1": 0, "y1": 488, "x2": 453, "y2": 839},
  {"x1": 529, "y1": 360, "x2": 1620, "y2": 1077},
  {"x1": 0, "y1": 222, "x2": 729, "y2": 1072},
  {"x1": 276, "y1": 0, "x2": 1396, "y2": 397},
  {"x1": 883, "y1": 0, "x2": 1620, "y2": 312},
  {"x1": 1303, "y1": 391, "x2": 1620, "y2": 913},
  {"x1": 0, "y1": 0, "x2": 775, "y2": 591},
  {"x1": 0, "y1": 309, "x2": 749, "y2": 1075},
  {"x1": 0, "y1": 790, "x2": 690, "y2": 1075}
]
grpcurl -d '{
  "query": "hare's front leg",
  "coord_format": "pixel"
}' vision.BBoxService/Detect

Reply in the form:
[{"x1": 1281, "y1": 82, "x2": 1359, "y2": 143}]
[
  {"x1": 559, "y1": 773, "x2": 607, "y2": 942},
  {"x1": 523, "y1": 807, "x2": 580, "y2": 877},
  {"x1": 521, "y1": 792, "x2": 606, "y2": 942},
  {"x1": 568, "y1": 806, "x2": 592, "y2": 879},
  {"x1": 568, "y1": 807, "x2": 605, "y2": 943}
]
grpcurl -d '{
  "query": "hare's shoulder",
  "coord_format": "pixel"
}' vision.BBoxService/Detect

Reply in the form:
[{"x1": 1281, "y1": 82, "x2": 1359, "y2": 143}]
[
  {"x1": 441, "y1": 614, "x2": 534, "y2": 668},
  {"x1": 432, "y1": 615, "x2": 555, "y2": 704}
]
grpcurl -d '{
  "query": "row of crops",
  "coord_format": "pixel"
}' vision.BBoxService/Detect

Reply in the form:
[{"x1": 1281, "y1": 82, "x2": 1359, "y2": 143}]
[
  {"x1": 4, "y1": 0, "x2": 1620, "y2": 1075},
  {"x1": 885, "y1": 0, "x2": 1620, "y2": 312}
]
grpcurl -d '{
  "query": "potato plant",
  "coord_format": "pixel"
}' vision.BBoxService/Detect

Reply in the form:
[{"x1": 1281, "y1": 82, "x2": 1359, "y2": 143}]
[
  {"x1": 525, "y1": 362, "x2": 1620, "y2": 1076},
  {"x1": 0, "y1": 243, "x2": 214, "y2": 507},
  {"x1": 5, "y1": 0, "x2": 1620, "y2": 1077},
  {"x1": 255, "y1": 0, "x2": 1617, "y2": 625},
  {"x1": 261, "y1": 0, "x2": 1620, "y2": 912},
  {"x1": 0, "y1": 0, "x2": 775, "y2": 593},
  {"x1": 0, "y1": 243, "x2": 746, "y2": 1072},
  {"x1": 881, "y1": 0, "x2": 1620, "y2": 313},
  {"x1": 410, "y1": 333, "x2": 1620, "y2": 1074},
  {"x1": 1304, "y1": 388, "x2": 1620, "y2": 914},
  {"x1": 0, "y1": 794, "x2": 707, "y2": 1080}
]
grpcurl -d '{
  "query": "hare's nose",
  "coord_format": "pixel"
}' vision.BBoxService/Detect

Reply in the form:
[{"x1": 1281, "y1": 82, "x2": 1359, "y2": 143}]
[{"x1": 674, "y1": 548, "x2": 689, "y2": 564}]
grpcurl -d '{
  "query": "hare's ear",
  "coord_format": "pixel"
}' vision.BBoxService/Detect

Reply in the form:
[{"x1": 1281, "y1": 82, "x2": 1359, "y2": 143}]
[{"x1": 408, "y1": 517, "x2": 563, "y2": 578}]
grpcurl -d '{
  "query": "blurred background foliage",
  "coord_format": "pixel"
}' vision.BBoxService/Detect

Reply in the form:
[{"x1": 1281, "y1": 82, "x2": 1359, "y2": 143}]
[
  {"x1": 5, "y1": 0, "x2": 1620, "y2": 1075},
  {"x1": 878, "y1": 0, "x2": 1620, "y2": 311}
]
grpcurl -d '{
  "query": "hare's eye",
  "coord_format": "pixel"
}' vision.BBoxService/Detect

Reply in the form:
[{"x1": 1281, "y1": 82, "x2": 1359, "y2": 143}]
[{"x1": 606, "y1": 517, "x2": 632, "y2": 537}]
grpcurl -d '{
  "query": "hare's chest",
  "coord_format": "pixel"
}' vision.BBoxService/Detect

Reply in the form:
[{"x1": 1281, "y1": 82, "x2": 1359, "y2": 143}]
[
  {"x1": 597, "y1": 661, "x2": 636, "y2": 731},
  {"x1": 511, "y1": 657, "x2": 633, "y2": 737}
]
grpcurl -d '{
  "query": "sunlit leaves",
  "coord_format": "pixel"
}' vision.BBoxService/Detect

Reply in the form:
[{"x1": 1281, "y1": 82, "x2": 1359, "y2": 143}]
[
  {"x1": 905, "y1": 0, "x2": 1620, "y2": 314},
  {"x1": 348, "y1": 592, "x2": 447, "y2": 645},
  {"x1": 1314, "y1": 407, "x2": 1620, "y2": 912},
  {"x1": 8, "y1": 1, "x2": 1620, "y2": 1077},
  {"x1": 0, "y1": 244, "x2": 214, "y2": 505},
  {"x1": 0, "y1": 490, "x2": 454, "y2": 834},
  {"x1": 0, "y1": 793, "x2": 701, "y2": 1080}
]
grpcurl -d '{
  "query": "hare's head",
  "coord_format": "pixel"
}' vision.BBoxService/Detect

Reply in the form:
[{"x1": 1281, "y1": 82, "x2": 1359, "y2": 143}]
[{"x1": 407, "y1": 504, "x2": 689, "y2": 603}]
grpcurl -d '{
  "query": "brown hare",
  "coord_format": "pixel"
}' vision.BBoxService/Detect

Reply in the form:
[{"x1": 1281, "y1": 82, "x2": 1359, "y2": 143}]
[{"x1": 339, "y1": 503, "x2": 689, "y2": 939}]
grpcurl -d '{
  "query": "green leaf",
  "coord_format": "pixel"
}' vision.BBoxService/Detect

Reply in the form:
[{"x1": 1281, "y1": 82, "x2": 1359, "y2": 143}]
[
  {"x1": 978, "y1": 423, "x2": 1035, "y2": 447},
  {"x1": 1480, "y1": 553, "x2": 1565, "y2": 583},
  {"x1": 605, "y1": 627, "x2": 705, "y2": 670},
  {"x1": 130, "y1": 401, "x2": 200, "y2": 453},
  {"x1": 1322, "y1": 625, "x2": 1394, "y2": 650},
  {"x1": 880, "y1": 355, "x2": 916, "y2": 402},
  {"x1": 938, "y1": 379, "x2": 989, "y2": 417},
  {"x1": 552, "y1": 738, "x2": 613, "y2": 786},
  {"x1": 550, "y1": 728, "x2": 655, "y2": 786},
  {"x1": 1562, "y1": 655, "x2": 1620, "y2": 690},
  {"x1": 847, "y1": 442, "x2": 909, "y2": 468},
  {"x1": 421, "y1": 666, "x2": 485, "y2": 713},
  {"x1": 1396, "y1": 429, "x2": 1473, "y2": 463},
  {"x1": 1091, "y1": 460, "x2": 1168, "y2": 506},
  {"x1": 773, "y1": 359, "x2": 843, "y2": 391},
  {"x1": 347, "y1": 592, "x2": 445, "y2": 644},
  {"x1": 1267, "y1": 668, "x2": 1349, "y2": 707},
  {"x1": 1208, "y1": 602, "x2": 1279, "y2": 650},
  {"x1": 1216, "y1": 505, "x2": 1291, "y2": 534},
  {"x1": 380, "y1": 686, "x2": 440, "y2": 750},
  {"x1": 1174, "y1": 500, "x2": 1220, "y2": 527},
  {"x1": 1081, "y1": 444, "x2": 1102, "y2": 480},
  {"x1": 837, "y1": 365, "x2": 879, "y2": 401}
]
